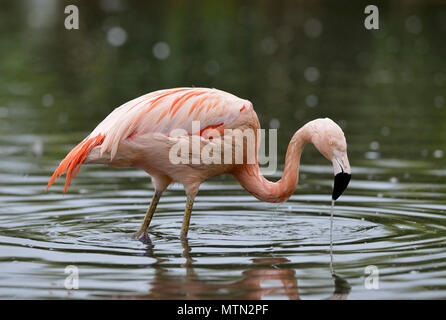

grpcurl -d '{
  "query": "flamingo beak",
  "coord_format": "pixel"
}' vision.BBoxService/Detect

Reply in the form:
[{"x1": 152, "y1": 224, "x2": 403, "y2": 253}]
[
  {"x1": 332, "y1": 172, "x2": 351, "y2": 200},
  {"x1": 332, "y1": 157, "x2": 351, "y2": 200}
]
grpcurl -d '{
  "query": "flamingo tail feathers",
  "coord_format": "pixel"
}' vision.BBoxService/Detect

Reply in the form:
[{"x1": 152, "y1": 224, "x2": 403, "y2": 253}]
[{"x1": 46, "y1": 134, "x2": 105, "y2": 193}]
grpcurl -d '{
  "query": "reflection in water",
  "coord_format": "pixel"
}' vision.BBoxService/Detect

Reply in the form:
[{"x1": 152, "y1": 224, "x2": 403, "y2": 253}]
[
  {"x1": 327, "y1": 274, "x2": 351, "y2": 300},
  {"x1": 327, "y1": 209, "x2": 351, "y2": 300},
  {"x1": 99, "y1": 237, "x2": 350, "y2": 300}
]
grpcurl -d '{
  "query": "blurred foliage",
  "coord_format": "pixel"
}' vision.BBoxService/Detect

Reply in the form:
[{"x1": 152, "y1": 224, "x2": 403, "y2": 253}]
[{"x1": 0, "y1": 0, "x2": 445, "y2": 165}]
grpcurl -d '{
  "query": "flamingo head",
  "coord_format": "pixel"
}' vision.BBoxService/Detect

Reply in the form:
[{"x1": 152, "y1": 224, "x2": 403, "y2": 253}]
[{"x1": 308, "y1": 118, "x2": 351, "y2": 200}]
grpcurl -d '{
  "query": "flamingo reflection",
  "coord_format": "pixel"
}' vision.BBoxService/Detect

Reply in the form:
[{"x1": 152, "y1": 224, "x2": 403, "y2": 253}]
[{"x1": 97, "y1": 237, "x2": 350, "y2": 300}]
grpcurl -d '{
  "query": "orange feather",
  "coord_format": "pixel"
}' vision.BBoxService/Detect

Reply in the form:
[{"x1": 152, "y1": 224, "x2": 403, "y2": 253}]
[{"x1": 46, "y1": 134, "x2": 105, "y2": 193}]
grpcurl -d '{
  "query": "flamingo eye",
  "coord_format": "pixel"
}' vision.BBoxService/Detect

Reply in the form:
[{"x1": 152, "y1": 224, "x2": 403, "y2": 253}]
[{"x1": 329, "y1": 140, "x2": 334, "y2": 146}]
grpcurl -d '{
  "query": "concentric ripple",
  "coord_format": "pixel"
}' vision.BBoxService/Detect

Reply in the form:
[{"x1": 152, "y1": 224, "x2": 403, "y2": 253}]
[{"x1": 1, "y1": 134, "x2": 446, "y2": 299}]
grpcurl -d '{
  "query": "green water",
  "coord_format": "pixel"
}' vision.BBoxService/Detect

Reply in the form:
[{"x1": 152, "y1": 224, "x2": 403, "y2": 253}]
[{"x1": 1, "y1": 0, "x2": 446, "y2": 299}]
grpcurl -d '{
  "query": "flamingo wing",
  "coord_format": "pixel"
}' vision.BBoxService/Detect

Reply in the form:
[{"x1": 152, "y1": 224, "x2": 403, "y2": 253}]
[{"x1": 47, "y1": 88, "x2": 253, "y2": 192}]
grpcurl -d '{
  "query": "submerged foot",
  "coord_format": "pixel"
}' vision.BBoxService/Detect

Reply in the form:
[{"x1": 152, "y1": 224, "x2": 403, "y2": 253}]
[{"x1": 135, "y1": 230, "x2": 151, "y2": 243}]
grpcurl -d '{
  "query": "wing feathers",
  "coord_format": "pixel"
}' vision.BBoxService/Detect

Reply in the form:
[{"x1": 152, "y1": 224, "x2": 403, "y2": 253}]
[
  {"x1": 96, "y1": 88, "x2": 247, "y2": 159},
  {"x1": 47, "y1": 88, "x2": 251, "y2": 192}
]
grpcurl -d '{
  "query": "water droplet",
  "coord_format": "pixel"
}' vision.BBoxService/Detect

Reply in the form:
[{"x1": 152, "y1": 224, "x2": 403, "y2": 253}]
[
  {"x1": 389, "y1": 177, "x2": 398, "y2": 183},
  {"x1": 305, "y1": 94, "x2": 318, "y2": 107},
  {"x1": 48, "y1": 231, "x2": 58, "y2": 237},
  {"x1": 433, "y1": 149, "x2": 444, "y2": 158},
  {"x1": 269, "y1": 118, "x2": 280, "y2": 129},
  {"x1": 304, "y1": 18, "x2": 323, "y2": 38},
  {"x1": 365, "y1": 151, "x2": 380, "y2": 159},
  {"x1": 370, "y1": 141, "x2": 380, "y2": 150},
  {"x1": 153, "y1": 42, "x2": 170, "y2": 60},
  {"x1": 304, "y1": 67, "x2": 319, "y2": 82},
  {"x1": 42, "y1": 94, "x2": 54, "y2": 107},
  {"x1": 31, "y1": 139, "x2": 44, "y2": 157},
  {"x1": 107, "y1": 26, "x2": 127, "y2": 47}
]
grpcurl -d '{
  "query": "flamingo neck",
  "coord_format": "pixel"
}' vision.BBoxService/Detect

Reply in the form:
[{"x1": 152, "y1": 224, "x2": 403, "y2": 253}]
[{"x1": 233, "y1": 125, "x2": 310, "y2": 203}]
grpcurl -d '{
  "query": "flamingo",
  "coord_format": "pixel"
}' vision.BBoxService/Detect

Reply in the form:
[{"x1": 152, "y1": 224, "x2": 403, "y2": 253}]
[{"x1": 46, "y1": 87, "x2": 351, "y2": 239}]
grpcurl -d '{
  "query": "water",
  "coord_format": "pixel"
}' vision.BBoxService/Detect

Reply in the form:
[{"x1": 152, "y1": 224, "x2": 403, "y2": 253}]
[
  {"x1": 329, "y1": 200, "x2": 335, "y2": 274},
  {"x1": 1, "y1": 135, "x2": 446, "y2": 299},
  {"x1": 1, "y1": 1, "x2": 446, "y2": 299}
]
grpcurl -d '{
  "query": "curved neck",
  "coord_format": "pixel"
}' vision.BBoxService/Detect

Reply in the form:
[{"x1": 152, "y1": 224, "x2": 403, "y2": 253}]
[{"x1": 233, "y1": 125, "x2": 310, "y2": 203}]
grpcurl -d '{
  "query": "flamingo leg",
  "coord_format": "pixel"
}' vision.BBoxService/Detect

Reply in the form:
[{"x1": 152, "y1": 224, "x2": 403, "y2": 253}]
[
  {"x1": 135, "y1": 190, "x2": 162, "y2": 239},
  {"x1": 180, "y1": 195, "x2": 195, "y2": 238}
]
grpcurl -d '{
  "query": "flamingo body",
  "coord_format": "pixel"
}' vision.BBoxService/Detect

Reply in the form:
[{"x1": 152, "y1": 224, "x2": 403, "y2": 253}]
[{"x1": 47, "y1": 87, "x2": 351, "y2": 238}]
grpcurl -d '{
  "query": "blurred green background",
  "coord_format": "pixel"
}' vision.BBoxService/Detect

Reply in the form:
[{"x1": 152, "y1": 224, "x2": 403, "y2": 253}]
[{"x1": 1, "y1": 0, "x2": 445, "y2": 167}]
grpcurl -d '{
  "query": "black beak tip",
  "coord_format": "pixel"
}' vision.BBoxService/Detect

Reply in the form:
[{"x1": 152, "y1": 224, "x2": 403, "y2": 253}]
[{"x1": 332, "y1": 173, "x2": 351, "y2": 201}]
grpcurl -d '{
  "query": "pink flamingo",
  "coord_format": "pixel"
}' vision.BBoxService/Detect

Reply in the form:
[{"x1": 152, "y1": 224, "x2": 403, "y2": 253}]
[{"x1": 46, "y1": 87, "x2": 351, "y2": 239}]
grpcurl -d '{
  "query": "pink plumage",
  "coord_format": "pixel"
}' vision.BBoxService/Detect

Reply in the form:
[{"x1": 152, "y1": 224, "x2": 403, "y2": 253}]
[{"x1": 47, "y1": 87, "x2": 351, "y2": 239}]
